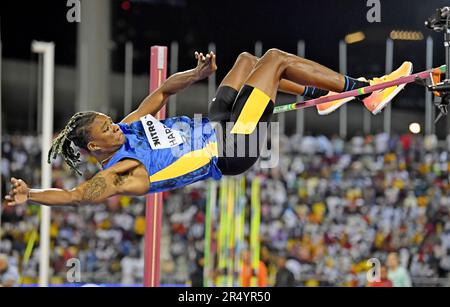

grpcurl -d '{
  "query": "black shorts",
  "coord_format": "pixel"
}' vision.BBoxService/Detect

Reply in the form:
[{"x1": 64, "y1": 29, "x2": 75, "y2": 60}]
[{"x1": 208, "y1": 85, "x2": 274, "y2": 176}]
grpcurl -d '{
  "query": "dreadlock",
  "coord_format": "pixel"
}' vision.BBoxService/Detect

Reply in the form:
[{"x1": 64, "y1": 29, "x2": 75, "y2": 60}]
[{"x1": 48, "y1": 111, "x2": 99, "y2": 176}]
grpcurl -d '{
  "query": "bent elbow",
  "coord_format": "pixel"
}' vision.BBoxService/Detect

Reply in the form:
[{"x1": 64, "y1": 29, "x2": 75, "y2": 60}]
[{"x1": 70, "y1": 189, "x2": 84, "y2": 206}]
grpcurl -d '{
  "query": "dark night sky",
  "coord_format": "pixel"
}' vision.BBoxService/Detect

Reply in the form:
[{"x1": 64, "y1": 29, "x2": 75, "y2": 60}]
[
  {"x1": 1, "y1": 0, "x2": 448, "y2": 74},
  {"x1": 1, "y1": 0, "x2": 449, "y2": 118}
]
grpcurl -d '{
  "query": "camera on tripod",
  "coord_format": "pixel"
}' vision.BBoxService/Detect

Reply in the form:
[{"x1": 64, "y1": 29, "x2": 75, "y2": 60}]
[
  {"x1": 422, "y1": 7, "x2": 450, "y2": 123},
  {"x1": 425, "y1": 7, "x2": 450, "y2": 32}
]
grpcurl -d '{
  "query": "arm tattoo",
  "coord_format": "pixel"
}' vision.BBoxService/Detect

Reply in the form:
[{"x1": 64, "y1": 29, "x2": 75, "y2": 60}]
[
  {"x1": 83, "y1": 176, "x2": 107, "y2": 201},
  {"x1": 113, "y1": 171, "x2": 133, "y2": 187}
]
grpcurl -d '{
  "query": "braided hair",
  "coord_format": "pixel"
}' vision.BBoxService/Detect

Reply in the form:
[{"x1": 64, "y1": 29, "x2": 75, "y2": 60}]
[{"x1": 47, "y1": 111, "x2": 99, "y2": 176}]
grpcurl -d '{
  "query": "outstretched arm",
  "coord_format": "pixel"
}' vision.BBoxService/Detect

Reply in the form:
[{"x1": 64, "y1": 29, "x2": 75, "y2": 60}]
[
  {"x1": 120, "y1": 51, "x2": 217, "y2": 124},
  {"x1": 4, "y1": 160, "x2": 149, "y2": 207}
]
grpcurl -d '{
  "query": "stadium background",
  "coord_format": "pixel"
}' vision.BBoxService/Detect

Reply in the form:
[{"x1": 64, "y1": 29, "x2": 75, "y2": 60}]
[{"x1": 1, "y1": 0, "x2": 450, "y2": 287}]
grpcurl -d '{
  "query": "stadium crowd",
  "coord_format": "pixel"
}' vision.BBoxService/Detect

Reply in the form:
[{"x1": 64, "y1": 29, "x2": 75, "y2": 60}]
[{"x1": 1, "y1": 131, "x2": 450, "y2": 286}]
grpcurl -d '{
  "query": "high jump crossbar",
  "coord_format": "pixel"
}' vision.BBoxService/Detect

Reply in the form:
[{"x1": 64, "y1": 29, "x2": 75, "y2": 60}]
[{"x1": 273, "y1": 65, "x2": 447, "y2": 114}]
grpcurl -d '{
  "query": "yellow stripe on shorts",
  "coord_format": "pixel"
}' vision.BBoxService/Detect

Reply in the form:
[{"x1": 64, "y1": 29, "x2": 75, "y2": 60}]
[{"x1": 230, "y1": 88, "x2": 272, "y2": 135}]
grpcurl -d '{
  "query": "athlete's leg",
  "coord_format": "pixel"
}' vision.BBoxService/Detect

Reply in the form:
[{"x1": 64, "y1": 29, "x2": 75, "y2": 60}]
[
  {"x1": 208, "y1": 52, "x2": 257, "y2": 122},
  {"x1": 218, "y1": 52, "x2": 307, "y2": 95},
  {"x1": 245, "y1": 48, "x2": 348, "y2": 102},
  {"x1": 209, "y1": 52, "x2": 309, "y2": 123},
  {"x1": 220, "y1": 52, "x2": 258, "y2": 91},
  {"x1": 217, "y1": 48, "x2": 359, "y2": 175}
]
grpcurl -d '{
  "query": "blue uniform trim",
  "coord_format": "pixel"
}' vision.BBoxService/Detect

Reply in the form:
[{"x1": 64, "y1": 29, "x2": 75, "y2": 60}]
[{"x1": 103, "y1": 116, "x2": 222, "y2": 194}]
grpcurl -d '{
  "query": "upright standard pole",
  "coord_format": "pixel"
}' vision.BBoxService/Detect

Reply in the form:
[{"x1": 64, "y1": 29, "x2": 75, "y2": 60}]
[
  {"x1": 31, "y1": 41, "x2": 55, "y2": 287},
  {"x1": 143, "y1": 46, "x2": 167, "y2": 287}
]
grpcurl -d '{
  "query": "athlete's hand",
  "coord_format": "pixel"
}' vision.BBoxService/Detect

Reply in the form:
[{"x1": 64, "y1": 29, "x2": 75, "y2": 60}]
[
  {"x1": 4, "y1": 177, "x2": 30, "y2": 206},
  {"x1": 194, "y1": 51, "x2": 217, "y2": 80}
]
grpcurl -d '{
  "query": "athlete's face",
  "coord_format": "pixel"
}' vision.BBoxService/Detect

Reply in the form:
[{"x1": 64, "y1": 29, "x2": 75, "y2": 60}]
[{"x1": 87, "y1": 113, "x2": 125, "y2": 153}]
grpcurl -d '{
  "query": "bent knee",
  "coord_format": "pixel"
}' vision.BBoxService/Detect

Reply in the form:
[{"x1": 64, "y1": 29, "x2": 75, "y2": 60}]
[
  {"x1": 264, "y1": 48, "x2": 286, "y2": 57},
  {"x1": 237, "y1": 52, "x2": 258, "y2": 67},
  {"x1": 261, "y1": 48, "x2": 290, "y2": 65}
]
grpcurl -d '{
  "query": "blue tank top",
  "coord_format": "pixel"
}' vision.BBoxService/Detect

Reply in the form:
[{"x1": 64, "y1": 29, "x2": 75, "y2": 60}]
[{"x1": 102, "y1": 116, "x2": 222, "y2": 193}]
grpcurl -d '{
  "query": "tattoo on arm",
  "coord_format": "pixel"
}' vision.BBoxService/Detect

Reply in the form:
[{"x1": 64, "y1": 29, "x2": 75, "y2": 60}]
[
  {"x1": 113, "y1": 171, "x2": 133, "y2": 187},
  {"x1": 83, "y1": 176, "x2": 107, "y2": 201},
  {"x1": 113, "y1": 174, "x2": 124, "y2": 186}
]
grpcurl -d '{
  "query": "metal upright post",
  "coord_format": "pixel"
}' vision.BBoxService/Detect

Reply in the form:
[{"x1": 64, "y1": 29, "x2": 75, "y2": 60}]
[{"x1": 32, "y1": 41, "x2": 55, "y2": 287}]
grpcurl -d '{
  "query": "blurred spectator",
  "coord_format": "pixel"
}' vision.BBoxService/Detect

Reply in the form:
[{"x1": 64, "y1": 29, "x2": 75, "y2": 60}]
[
  {"x1": 274, "y1": 255, "x2": 296, "y2": 287},
  {"x1": 367, "y1": 266, "x2": 393, "y2": 287},
  {"x1": 190, "y1": 255, "x2": 204, "y2": 287},
  {"x1": 0, "y1": 254, "x2": 19, "y2": 287},
  {"x1": 424, "y1": 134, "x2": 438, "y2": 152},
  {"x1": 241, "y1": 250, "x2": 268, "y2": 287},
  {"x1": 387, "y1": 252, "x2": 412, "y2": 287},
  {"x1": 2, "y1": 133, "x2": 450, "y2": 286}
]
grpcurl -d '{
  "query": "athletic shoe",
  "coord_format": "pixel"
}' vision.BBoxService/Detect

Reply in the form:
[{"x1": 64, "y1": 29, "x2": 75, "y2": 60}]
[
  {"x1": 316, "y1": 92, "x2": 355, "y2": 115},
  {"x1": 362, "y1": 61, "x2": 413, "y2": 115}
]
